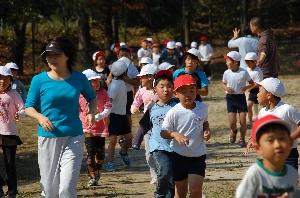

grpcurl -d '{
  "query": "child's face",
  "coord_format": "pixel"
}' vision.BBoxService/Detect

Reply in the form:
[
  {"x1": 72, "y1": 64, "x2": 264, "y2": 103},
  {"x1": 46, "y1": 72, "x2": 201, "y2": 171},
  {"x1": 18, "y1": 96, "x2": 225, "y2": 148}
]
[
  {"x1": 246, "y1": 60, "x2": 256, "y2": 70},
  {"x1": 152, "y1": 47, "x2": 160, "y2": 53},
  {"x1": 225, "y1": 58, "x2": 239, "y2": 71},
  {"x1": 141, "y1": 41, "x2": 148, "y2": 49},
  {"x1": 139, "y1": 75, "x2": 153, "y2": 88},
  {"x1": 10, "y1": 69, "x2": 18, "y2": 77},
  {"x1": 185, "y1": 55, "x2": 198, "y2": 71},
  {"x1": 174, "y1": 84, "x2": 197, "y2": 109},
  {"x1": 256, "y1": 129, "x2": 292, "y2": 166},
  {"x1": 154, "y1": 79, "x2": 173, "y2": 102},
  {"x1": 96, "y1": 56, "x2": 105, "y2": 67},
  {"x1": 0, "y1": 75, "x2": 11, "y2": 92},
  {"x1": 257, "y1": 86, "x2": 269, "y2": 106},
  {"x1": 140, "y1": 63, "x2": 147, "y2": 68},
  {"x1": 90, "y1": 79, "x2": 100, "y2": 91}
]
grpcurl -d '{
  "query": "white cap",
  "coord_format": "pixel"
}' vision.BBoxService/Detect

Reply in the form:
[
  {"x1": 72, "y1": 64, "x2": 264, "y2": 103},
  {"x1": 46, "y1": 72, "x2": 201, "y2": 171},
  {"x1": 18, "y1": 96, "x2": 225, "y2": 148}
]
[
  {"x1": 226, "y1": 51, "x2": 241, "y2": 61},
  {"x1": 245, "y1": 52, "x2": 258, "y2": 61},
  {"x1": 0, "y1": 66, "x2": 13, "y2": 76},
  {"x1": 111, "y1": 60, "x2": 128, "y2": 77},
  {"x1": 82, "y1": 69, "x2": 101, "y2": 80},
  {"x1": 186, "y1": 48, "x2": 202, "y2": 61},
  {"x1": 137, "y1": 64, "x2": 157, "y2": 77},
  {"x1": 158, "y1": 62, "x2": 175, "y2": 71},
  {"x1": 257, "y1": 77, "x2": 285, "y2": 97},
  {"x1": 166, "y1": 41, "x2": 176, "y2": 49},
  {"x1": 146, "y1": 37, "x2": 153, "y2": 43},
  {"x1": 190, "y1": 41, "x2": 198, "y2": 48},
  {"x1": 175, "y1": 42, "x2": 182, "y2": 47},
  {"x1": 118, "y1": 57, "x2": 131, "y2": 66},
  {"x1": 5, "y1": 62, "x2": 19, "y2": 70},
  {"x1": 120, "y1": 42, "x2": 126, "y2": 47},
  {"x1": 140, "y1": 57, "x2": 153, "y2": 64}
]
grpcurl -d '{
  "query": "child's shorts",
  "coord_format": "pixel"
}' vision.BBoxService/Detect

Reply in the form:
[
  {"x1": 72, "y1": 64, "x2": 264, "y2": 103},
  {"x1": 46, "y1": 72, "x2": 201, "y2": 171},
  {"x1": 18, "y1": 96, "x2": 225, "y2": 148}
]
[
  {"x1": 85, "y1": 136, "x2": 106, "y2": 162},
  {"x1": 248, "y1": 88, "x2": 259, "y2": 104},
  {"x1": 126, "y1": 91, "x2": 134, "y2": 115},
  {"x1": 171, "y1": 152, "x2": 206, "y2": 181},
  {"x1": 226, "y1": 94, "x2": 248, "y2": 113},
  {"x1": 108, "y1": 113, "x2": 131, "y2": 136}
]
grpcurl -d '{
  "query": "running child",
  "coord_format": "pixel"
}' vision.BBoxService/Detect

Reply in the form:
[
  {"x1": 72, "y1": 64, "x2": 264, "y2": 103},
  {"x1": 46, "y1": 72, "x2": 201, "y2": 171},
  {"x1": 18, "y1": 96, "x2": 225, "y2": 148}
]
[
  {"x1": 0, "y1": 66, "x2": 25, "y2": 198},
  {"x1": 92, "y1": 51, "x2": 110, "y2": 87},
  {"x1": 79, "y1": 69, "x2": 112, "y2": 186},
  {"x1": 236, "y1": 115, "x2": 299, "y2": 198},
  {"x1": 130, "y1": 64, "x2": 158, "y2": 184},
  {"x1": 245, "y1": 52, "x2": 263, "y2": 125},
  {"x1": 161, "y1": 74, "x2": 211, "y2": 198},
  {"x1": 139, "y1": 69, "x2": 177, "y2": 197},
  {"x1": 105, "y1": 60, "x2": 132, "y2": 171},
  {"x1": 256, "y1": 77, "x2": 300, "y2": 170},
  {"x1": 222, "y1": 51, "x2": 254, "y2": 147},
  {"x1": 5, "y1": 62, "x2": 27, "y2": 102}
]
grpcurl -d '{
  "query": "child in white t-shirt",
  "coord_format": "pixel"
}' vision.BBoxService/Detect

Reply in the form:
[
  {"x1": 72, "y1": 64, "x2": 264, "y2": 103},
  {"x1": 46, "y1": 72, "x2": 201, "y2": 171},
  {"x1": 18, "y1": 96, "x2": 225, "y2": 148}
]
[
  {"x1": 161, "y1": 74, "x2": 211, "y2": 198},
  {"x1": 222, "y1": 51, "x2": 254, "y2": 147},
  {"x1": 245, "y1": 52, "x2": 263, "y2": 125},
  {"x1": 236, "y1": 115, "x2": 299, "y2": 198},
  {"x1": 105, "y1": 60, "x2": 132, "y2": 172}
]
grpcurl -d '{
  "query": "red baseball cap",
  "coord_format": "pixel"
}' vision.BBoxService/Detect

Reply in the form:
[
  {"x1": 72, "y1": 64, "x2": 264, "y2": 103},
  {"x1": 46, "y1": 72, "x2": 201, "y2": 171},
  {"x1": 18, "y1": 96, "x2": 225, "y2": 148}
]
[
  {"x1": 200, "y1": 35, "x2": 208, "y2": 42},
  {"x1": 251, "y1": 115, "x2": 291, "y2": 144},
  {"x1": 92, "y1": 51, "x2": 105, "y2": 61},
  {"x1": 174, "y1": 74, "x2": 196, "y2": 91}
]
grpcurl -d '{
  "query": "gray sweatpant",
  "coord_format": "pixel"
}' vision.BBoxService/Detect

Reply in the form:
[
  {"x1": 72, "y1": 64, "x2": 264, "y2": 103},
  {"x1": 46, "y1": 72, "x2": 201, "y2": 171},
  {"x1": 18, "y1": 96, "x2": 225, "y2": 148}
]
[{"x1": 38, "y1": 135, "x2": 84, "y2": 198}]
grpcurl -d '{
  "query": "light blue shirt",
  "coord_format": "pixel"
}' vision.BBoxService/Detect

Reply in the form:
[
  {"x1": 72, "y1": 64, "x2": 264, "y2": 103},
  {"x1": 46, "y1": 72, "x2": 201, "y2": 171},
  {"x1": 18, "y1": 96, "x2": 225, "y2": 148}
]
[
  {"x1": 173, "y1": 68, "x2": 209, "y2": 89},
  {"x1": 228, "y1": 35, "x2": 258, "y2": 69},
  {"x1": 25, "y1": 71, "x2": 96, "y2": 137},
  {"x1": 149, "y1": 100, "x2": 177, "y2": 153}
]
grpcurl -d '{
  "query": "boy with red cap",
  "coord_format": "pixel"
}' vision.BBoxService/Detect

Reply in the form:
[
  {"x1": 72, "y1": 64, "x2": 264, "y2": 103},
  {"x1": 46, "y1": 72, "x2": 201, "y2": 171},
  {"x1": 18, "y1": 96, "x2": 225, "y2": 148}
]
[
  {"x1": 161, "y1": 74, "x2": 211, "y2": 198},
  {"x1": 236, "y1": 115, "x2": 299, "y2": 198},
  {"x1": 222, "y1": 51, "x2": 254, "y2": 147}
]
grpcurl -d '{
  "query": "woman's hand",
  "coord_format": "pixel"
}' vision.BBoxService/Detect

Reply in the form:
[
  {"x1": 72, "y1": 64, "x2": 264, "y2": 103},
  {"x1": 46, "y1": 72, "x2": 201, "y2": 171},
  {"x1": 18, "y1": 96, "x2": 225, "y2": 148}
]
[{"x1": 37, "y1": 115, "x2": 54, "y2": 131}]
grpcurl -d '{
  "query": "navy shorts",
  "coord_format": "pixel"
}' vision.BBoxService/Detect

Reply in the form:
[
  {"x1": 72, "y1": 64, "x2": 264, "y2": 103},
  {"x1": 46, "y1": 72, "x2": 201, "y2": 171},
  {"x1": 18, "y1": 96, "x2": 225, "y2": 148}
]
[
  {"x1": 248, "y1": 88, "x2": 259, "y2": 104},
  {"x1": 226, "y1": 94, "x2": 248, "y2": 113},
  {"x1": 126, "y1": 91, "x2": 134, "y2": 115},
  {"x1": 108, "y1": 113, "x2": 131, "y2": 136},
  {"x1": 171, "y1": 152, "x2": 206, "y2": 181}
]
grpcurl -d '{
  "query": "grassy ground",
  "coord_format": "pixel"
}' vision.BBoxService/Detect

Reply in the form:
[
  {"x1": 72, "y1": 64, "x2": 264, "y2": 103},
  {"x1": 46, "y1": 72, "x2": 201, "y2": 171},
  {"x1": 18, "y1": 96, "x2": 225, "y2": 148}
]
[{"x1": 0, "y1": 75, "x2": 299, "y2": 198}]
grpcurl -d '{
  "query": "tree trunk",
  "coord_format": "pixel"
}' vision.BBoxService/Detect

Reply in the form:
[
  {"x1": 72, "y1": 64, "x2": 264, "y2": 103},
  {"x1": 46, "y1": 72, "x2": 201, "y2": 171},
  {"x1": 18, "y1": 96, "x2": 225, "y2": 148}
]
[
  {"x1": 78, "y1": 9, "x2": 92, "y2": 68},
  {"x1": 183, "y1": 0, "x2": 190, "y2": 46},
  {"x1": 12, "y1": 22, "x2": 27, "y2": 75},
  {"x1": 240, "y1": 0, "x2": 247, "y2": 35}
]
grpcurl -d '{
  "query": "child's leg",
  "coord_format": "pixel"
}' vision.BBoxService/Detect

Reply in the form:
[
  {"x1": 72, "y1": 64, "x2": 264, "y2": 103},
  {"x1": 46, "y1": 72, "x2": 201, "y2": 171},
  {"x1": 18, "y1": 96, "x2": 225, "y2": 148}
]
[
  {"x1": 132, "y1": 125, "x2": 145, "y2": 149},
  {"x1": 247, "y1": 101, "x2": 254, "y2": 123},
  {"x1": 2, "y1": 145, "x2": 17, "y2": 195},
  {"x1": 106, "y1": 135, "x2": 117, "y2": 162},
  {"x1": 174, "y1": 179, "x2": 188, "y2": 198},
  {"x1": 84, "y1": 137, "x2": 97, "y2": 179},
  {"x1": 144, "y1": 133, "x2": 157, "y2": 182},
  {"x1": 188, "y1": 174, "x2": 204, "y2": 198},
  {"x1": 239, "y1": 112, "x2": 247, "y2": 140},
  {"x1": 228, "y1": 112, "x2": 238, "y2": 143},
  {"x1": 253, "y1": 104, "x2": 259, "y2": 120}
]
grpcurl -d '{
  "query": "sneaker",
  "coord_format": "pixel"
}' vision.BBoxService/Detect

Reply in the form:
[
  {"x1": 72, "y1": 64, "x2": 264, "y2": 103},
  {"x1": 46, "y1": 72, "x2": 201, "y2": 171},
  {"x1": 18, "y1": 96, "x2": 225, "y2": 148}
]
[
  {"x1": 119, "y1": 151, "x2": 131, "y2": 167},
  {"x1": 105, "y1": 162, "x2": 115, "y2": 172},
  {"x1": 88, "y1": 177, "x2": 98, "y2": 187},
  {"x1": 131, "y1": 144, "x2": 140, "y2": 150},
  {"x1": 239, "y1": 139, "x2": 247, "y2": 148},
  {"x1": 229, "y1": 130, "x2": 238, "y2": 144}
]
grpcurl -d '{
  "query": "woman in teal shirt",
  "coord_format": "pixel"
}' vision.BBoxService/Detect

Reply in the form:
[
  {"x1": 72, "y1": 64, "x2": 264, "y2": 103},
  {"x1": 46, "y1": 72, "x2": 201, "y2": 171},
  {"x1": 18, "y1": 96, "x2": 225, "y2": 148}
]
[{"x1": 25, "y1": 37, "x2": 97, "y2": 198}]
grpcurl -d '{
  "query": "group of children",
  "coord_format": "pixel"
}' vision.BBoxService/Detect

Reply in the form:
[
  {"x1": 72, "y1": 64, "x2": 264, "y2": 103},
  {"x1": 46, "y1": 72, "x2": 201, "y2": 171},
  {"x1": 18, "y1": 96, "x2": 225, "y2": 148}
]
[{"x1": 1, "y1": 39, "x2": 300, "y2": 198}]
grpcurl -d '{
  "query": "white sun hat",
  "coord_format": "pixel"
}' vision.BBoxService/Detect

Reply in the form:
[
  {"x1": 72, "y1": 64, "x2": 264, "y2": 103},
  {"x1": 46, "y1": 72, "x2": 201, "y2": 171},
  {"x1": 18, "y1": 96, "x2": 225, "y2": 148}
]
[
  {"x1": 82, "y1": 69, "x2": 101, "y2": 80},
  {"x1": 111, "y1": 60, "x2": 128, "y2": 77},
  {"x1": 158, "y1": 62, "x2": 175, "y2": 71},
  {"x1": 257, "y1": 77, "x2": 285, "y2": 97},
  {"x1": 5, "y1": 62, "x2": 19, "y2": 70},
  {"x1": 166, "y1": 41, "x2": 176, "y2": 49},
  {"x1": 185, "y1": 48, "x2": 202, "y2": 61},
  {"x1": 137, "y1": 64, "x2": 157, "y2": 77},
  {"x1": 226, "y1": 51, "x2": 242, "y2": 61},
  {"x1": 0, "y1": 66, "x2": 13, "y2": 76},
  {"x1": 140, "y1": 57, "x2": 153, "y2": 64},
  {"x1": 245, "y1": 52, "x2": 258, "y2": 61},
  {"x1": 190, "y1": 41, "x2": 198, "y2": 48}
]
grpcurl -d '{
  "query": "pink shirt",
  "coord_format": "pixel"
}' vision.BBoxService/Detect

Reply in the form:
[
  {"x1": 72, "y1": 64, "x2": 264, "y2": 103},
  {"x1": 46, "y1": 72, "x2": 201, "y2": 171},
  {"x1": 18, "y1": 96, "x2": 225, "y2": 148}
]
[
  {"x1": 131, "y1": 87, "x2": 158, "y2": 114},
  {"x1": 0, "y1": 90, "x2": 25, "y2": 136},
  {"x1": 79, "y1": 89, "x2": 111, "y2": 137}
]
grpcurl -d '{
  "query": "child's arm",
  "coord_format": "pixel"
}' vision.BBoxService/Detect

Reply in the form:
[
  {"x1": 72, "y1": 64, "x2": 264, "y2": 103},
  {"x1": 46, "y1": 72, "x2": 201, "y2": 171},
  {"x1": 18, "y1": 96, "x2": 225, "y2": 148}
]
[
  {"x1": 290, "y1": 123, "x2": 300, "y2": 140},
  {"x1": 95, "y1": 95, "x2": 112, "y2": 121},
  {"x1": 243, "y1": 137, "x2": 254, "y2": 156},
  {"x1": 241, "y1": 80, "x2": 255, "y2": 92},
  {"x1": 203, "y1": 121, "x2": 211, "y2": 141},
  {"x1": 222, "y1": 81, "x2": 234, "y2": 94},
  {"x1": 161, "y1": 130, "x2": 189, "y2": 146},
  {"x1": 130, "y1": 89, "x2": 143, "y2": 114}
]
